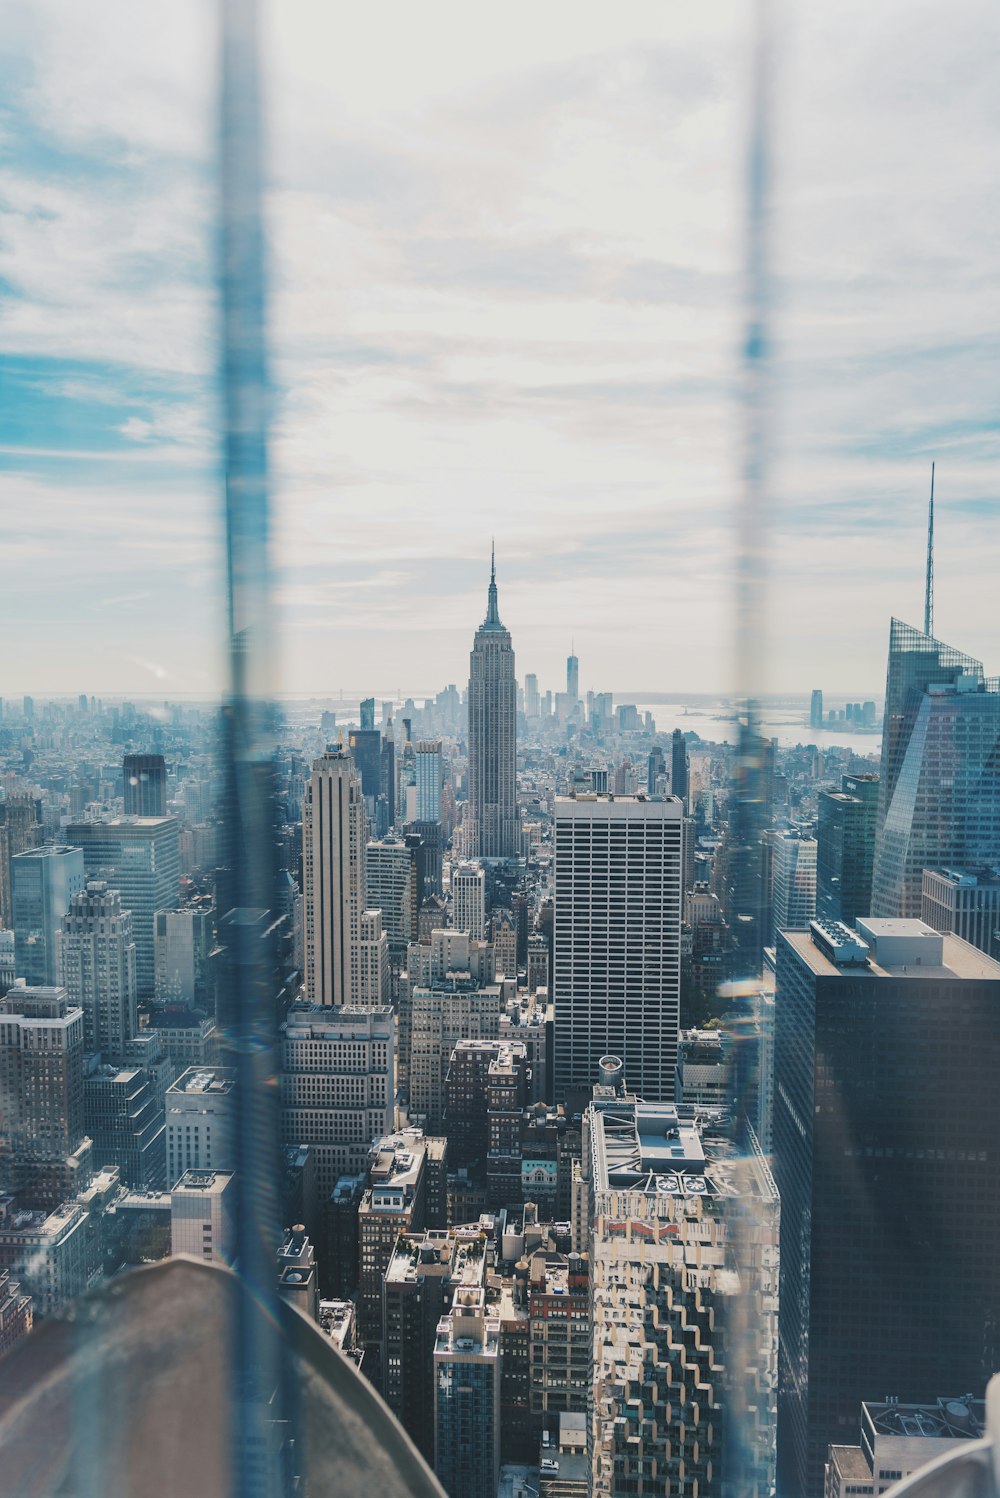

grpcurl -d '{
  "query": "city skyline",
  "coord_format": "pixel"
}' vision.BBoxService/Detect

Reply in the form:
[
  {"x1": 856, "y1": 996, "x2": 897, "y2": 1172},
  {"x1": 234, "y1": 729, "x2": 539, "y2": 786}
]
[{"x1": 3, "y1": 3, "x2": 1000, "y2": 697}]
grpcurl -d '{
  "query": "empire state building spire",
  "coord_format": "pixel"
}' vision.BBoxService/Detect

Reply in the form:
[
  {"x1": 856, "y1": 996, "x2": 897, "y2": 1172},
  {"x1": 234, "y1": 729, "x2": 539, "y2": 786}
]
[{"x1": 466, "y1": 549, "x2": 519, "y2": 860}]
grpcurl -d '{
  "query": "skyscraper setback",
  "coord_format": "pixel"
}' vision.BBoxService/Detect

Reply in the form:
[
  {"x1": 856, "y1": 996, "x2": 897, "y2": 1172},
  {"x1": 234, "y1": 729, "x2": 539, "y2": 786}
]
[{"x1": 465, "y1": 553, "x2": 519, "y2": 861}]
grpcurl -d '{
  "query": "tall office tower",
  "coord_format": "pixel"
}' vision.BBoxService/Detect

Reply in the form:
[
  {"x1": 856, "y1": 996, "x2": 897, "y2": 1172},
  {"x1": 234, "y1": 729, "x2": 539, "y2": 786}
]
[
  {"x1": 11, "y1": 845, "x2": 85, "y2": 987},
  {"x1": 583, "y1": 1088, "x2": 779, "y2": 1498},
  {"x1": 451, "y1": 860, "x2": 486, "y2": 941},
  {"x1": 153, "y1": 905, "x2": 215, "y2": 1006},
  {"x1": 0, "y1": 793, "x2": 43, "y2": 929},
  {"x1": 367, "y1": 836, "x2": 419, "y2": 956},
  {"x1": 773, "y1": 918, "x2": 1000, "y2": 1497},
  {"x1": 360, "y1": 697, "x2": 376, "y2": 732},
  {"x1": 409, "y1": 976, "x2": 503, "y2": 1132},
  {"x1": 524, "y1": 674, "x2": 540, "y2": 719},
  {"x1": 380, "y1": 735, "x2": 396, "y2": 826},
  {"x1": 415, "y1": 740, "x2": 443, "y2": 824},
  {"x1": 816, "y1": 772, "x2": 879, "y2": 925},
  {"x1": 83, "y1": 1061, "x2": 165, "y2": 1188},
  {"x1": 921, "y1": 866, "x2": 1000, "y2": 957},
  {"x1": 302, "y1": 749, "x2": 368, "y2": 1006},
  {"x1": 466, "y1": 553, "x2": 519, "y2": 860},
  {"x1": 280, "y1": 1003, "x2": 394, "y2": 1197},
  {"x1": 0, "y1": 986, "x2": 91, "y2": 1209},
  {"x1": 553, "y1": 794, "x2": 683, "y2": 1102},
  {"x1": 771, "y1": 831, "x2": 818, "y2": 936},
  {"x1": 872, "y1": 619, "x2": 1000, "y2": 918},
  {"x1": 717, "y1": 728, "x2": 775, "y2": 977},
  {"x1": 63, "y1": 818, "x2": 180, "y2": 999},
  {"x1": 433, "y1": 1286, "x2": 502, "y2": 1498},
  {"x1": 348, "y1": 725, "x2": 383, "y2": 812},
  {"x1": 566, "y1": 650, "x2": 579, "y2": 701},
  {"x1": 671, "y1": 727, "x2": 689, "y2": 806},
  {"x1": 647, "y1": 745, "x2": 665, "y2": 793},
  {"x1": 122, "y1": 753, "x2": 167, "y2": 817},
  {"x1": 357, "y1": 908, "x2": 389, "y2": 1004},
  {"x1": 810, "y1": 689, "x2": 824, "y2": 729},
  {"x1": 490, "y1": 907, "x2": 517, "y2": 980},
  {"x1": 22, "y1": 695, "x2": 33, "y2": 723},
  {"x1": 165, "y1": 1067, "x2": 236, "y2": 1184},
  {"x1": 56, "y1": 881, "x2": 137, "y2": 1056}
]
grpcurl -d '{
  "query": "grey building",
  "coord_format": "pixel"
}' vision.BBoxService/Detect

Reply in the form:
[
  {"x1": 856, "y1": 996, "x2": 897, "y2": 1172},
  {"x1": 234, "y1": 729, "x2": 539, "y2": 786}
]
[
  {"x1": 11, "y1": 846, "x2": 85, "y2": 988},
  {"x1": 57, "y1": 881, "x2": 137, "y2": 1056},
  {"x1": 63, "y1": 819, "x2": 180, "y2": 999},
  {"x1": 84, "y1": 1061, "x2": 165, "y2": 1188},
  {"x1": 0, "y1": 793, "x2": 44, "y2": 930},
  {"x1": 0, "y1": 985, "x2": 91, "y2": 1209},
  {"x1": 921, "y1": 866, "x2": 1000, "y2": 959},
  {"x1": 466, "y1": 553, "x2": 519, "y2": 861}
]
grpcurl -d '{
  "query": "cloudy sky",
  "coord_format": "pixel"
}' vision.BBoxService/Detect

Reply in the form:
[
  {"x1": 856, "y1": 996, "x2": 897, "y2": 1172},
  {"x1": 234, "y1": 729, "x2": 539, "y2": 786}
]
[{"x1": 2, "y1": 1, "x2": 998, "y2": 700}]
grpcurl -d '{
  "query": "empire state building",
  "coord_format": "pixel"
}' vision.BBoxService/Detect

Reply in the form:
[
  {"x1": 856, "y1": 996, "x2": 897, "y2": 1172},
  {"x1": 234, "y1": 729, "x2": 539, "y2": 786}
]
[{"x1": 466, "y1": 551, "x2": 519, "y2": 860}]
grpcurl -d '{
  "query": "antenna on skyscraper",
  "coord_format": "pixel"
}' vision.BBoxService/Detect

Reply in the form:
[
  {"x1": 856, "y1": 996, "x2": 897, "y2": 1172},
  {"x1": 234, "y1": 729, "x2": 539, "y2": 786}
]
[{"x1": 924, "y1": 462, "x2": 935, "y2": 637}]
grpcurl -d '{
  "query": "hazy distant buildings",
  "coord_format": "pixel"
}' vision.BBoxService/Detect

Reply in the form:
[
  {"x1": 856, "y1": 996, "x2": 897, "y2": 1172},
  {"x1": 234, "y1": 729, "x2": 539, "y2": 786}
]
[
  {"x1": 553, "y1": 795, "x2": 683, "y2": 1102},
  {"x1": 816, "y1": 774, "x2": 879, "y2": 926},
  {"x1": 466, "y1": 554, "x2": 519, "y2": 861},
  {"x1": 671, "y1": 727, "x2": 689, "y2": 805},
  {"x1": 302, "y1": 749, "x2": 368, "y2": 1006},
  {"x1": 122, "y1": 753, "x2": 167, "y2": 818},
  {"x1": 12, "y1": 845, "x2": 85, "y2": 988},
  {"x1": 774, "y1": 918, "x2": 1000, "y2": 1496},
  {"x1": 566, "y1": 652, "x2": 579, "y2": 701},
  {"x1": 872, "y1": 619, "x2": 1000, "y2": 918},
  {"x1": 63, "y1": 818, "x2": 180, "y2": 999},
  {"x1": 57, "y1": 881, "x2": 137, "y2": 1056},
  {"x1": 810, "y1": 689, "x2": 824, "y2": 730}
]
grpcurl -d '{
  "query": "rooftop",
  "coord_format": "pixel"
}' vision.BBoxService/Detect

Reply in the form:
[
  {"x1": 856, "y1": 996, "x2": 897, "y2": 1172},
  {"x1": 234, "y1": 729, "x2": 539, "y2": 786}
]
[
  {"x1": 167, "y1": 1067, "x2": 235, "y2": 1096},
  {"x1": 171, "y1": 1171, "x2": 233, "y2": 1197},
  {"x1": 784, "y1": 922, "x2": 1000, "y2": 982}
]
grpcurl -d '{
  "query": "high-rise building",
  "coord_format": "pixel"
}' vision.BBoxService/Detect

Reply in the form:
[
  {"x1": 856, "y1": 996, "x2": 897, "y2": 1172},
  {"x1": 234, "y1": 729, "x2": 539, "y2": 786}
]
[
  {"x1": 773, "y1": 918, "x2": 1000, "y2": 1496},
  {"x1": 451, "y1": 860, "x2": 486, "y2": 941},
  {"x1": 348, "y1": 727, "x2": 383, "y2": 811},
  {"x1": 524, "y1": 674, "x2": 540, "y2": 719},
  {"x1": 647, "y1": 745, "x2": 666, "y2": 794},
  {"x1": 0, "y1": 985, "x2": 91, "y2": 1209},
  {"x1": 433, "y1": 1286, "x2": 502, "y2": 1498},
  {"x1": 553, "y1": 794, "x2": 683, "y2": 1102},
  {"x1": 810, "y1": 689, "x2": 824, "y2": 730},
  {"x1": 63, "y1": 818, "x2": 180, "y2": 999},
  {"x1": 302, "y1": 749, "x2": 368, "y2": 1006},
  {"x1": 0, "y1": 1269, "x2": 32, "y2": 1357},
  {"x1": 360, "y1": 697, "x2": 376, "y2": 732},
  {"x1": 0, "y1": 793, "x2": 43, "y2": 930},
  {"x1": 566, "y1": 651, "x2": 579, "y2": 701},
  {"x1": 816, "y1": 773, "x2": 879, "y2": 925},
  {"x1": 153, "y1": 904, "x2": 215, "y2": 1006},
  {"x1": 357, "y1": 1129, "x2": 428, "y2": 1357},
  {"x1": 57, "y1": 881, "x2": 137, "y2": 1056},
  {"x1": 825, "y1": 1396, "x2": 987, "y2": 1498},
  {"x1": 872, "y1": 619, "x2": 1000, "y2": 918},
  {"x1": 367, "y1": 836, "x2": 420, "y2": 955},
  {"x1": 280, "y1": 1003, "x2": 394, "y2": 1197},
  {"x1": 165, "y1": 1067, "x2": 236, "y2": 1185},
  {"x1": 921, "y1": 866, "x2": 1000, "y2": 958},
  {"x1": 83, "y1": 1061, "x2": 165, "y2": 1188},
  {"x1": 583, "y1": 1087, "x2": 779, "y2": 1498},
  {"x1": 671, "y1": 727, "x2": 689, "y2": 806},
  {"x1": 466, "y1": 553, "x2": 519, "y2": 861},
  {"x1": 11, "y1": 845, "x2": 85, "y2": 988},
  {"x1": 771, "y1": 831, "x2": 817, "y2": 936},
  {"x1": 409, "y1": 977, "x2": 503, "y2": 1132},
  {"x1": 122, "y1": 753, "x2": 167, "y2": 817},
  {"x1": 415, "y1": 741, "x2": 443, "y2": 825},
  {"x1": 170, "y1": 1169, "x2": 236, "y2": 1265}
]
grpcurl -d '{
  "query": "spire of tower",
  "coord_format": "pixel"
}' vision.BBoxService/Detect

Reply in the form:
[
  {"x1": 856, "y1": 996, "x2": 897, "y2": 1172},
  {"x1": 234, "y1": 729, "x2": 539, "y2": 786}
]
[
  {"x1": 485, "y1": 543, "x2": 500, "y2": 626},
  {"x1": 924, "y1": 461, "x2": 935, "y2": 638}
]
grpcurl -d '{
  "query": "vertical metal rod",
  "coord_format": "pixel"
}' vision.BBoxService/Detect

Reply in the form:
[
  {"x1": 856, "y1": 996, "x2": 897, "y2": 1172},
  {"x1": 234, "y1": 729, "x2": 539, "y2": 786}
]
[
  {"x1": 924, "y1": 461, "x2": 935, "y2": 637},
  {"x1": 218, "y1": 1, "x2": 289, "y2": 1493}
]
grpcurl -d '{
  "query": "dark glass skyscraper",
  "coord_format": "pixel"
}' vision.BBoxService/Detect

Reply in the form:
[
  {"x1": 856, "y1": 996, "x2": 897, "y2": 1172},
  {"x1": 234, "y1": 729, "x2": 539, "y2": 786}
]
[
  {"x1": 466, "y1": 554, "x2": 518, "y2": 860},
  {"x1": 816, "y1": 772, "x2": 879, "y2": 925},
  {"x1": 123, "y1": 753, "x2": 167, "y2": 818},
  {"x1": 774, "y1": 917, "x2": 1000, "y2": 1497},
  {"x1": 872, "y1": 619, "x2": 1000, "y2": 918},
  {"x1": 671, "y1": 727, "x2": 689, "y2": 804}
]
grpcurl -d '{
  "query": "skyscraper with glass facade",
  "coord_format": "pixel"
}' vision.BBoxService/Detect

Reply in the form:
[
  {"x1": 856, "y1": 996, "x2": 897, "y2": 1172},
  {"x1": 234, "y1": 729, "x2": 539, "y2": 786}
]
[
  {"x1": 817, "y1": 773, "x2": 879, "y2": 925},
  {"x1": 466, "y1": 555, "x2": 519, "y2": 861},
  {"x1": 871, "y1": 619, "x2": 1000, "y2": 918},
  {"x1": 414, "y1": 740, "x2": 443, "y2": 825},
  {"x1": 11, "y1": 845, "x2": 86, "y2": 988}
]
